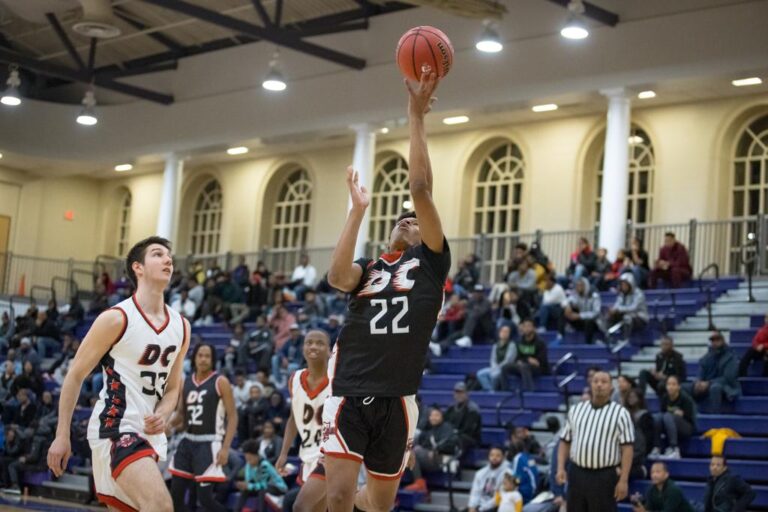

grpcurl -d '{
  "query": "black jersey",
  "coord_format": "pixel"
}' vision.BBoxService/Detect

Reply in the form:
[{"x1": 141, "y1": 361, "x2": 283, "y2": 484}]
[
  {"x1": 330, "y1": 239, "x2": 450, "y2": 397},
  {"x1": 183, "y1": 372, "x2": 225, "y2": 439}
]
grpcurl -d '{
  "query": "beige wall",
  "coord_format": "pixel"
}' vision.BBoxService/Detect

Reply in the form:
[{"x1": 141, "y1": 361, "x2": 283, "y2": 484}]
[{"x1": 4, "y1": 92, "x2": 768, "y2": 262}]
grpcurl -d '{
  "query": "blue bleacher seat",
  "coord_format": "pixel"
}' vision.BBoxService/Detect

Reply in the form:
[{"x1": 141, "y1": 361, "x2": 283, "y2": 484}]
[{"x1": 683, "y1": 437, "x2": 768, "y2": 460}]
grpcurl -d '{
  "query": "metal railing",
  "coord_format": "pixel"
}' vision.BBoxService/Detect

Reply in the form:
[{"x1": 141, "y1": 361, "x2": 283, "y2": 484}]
[{"x1": 698, "y1": 263, "x2": 720, "y2": 331}]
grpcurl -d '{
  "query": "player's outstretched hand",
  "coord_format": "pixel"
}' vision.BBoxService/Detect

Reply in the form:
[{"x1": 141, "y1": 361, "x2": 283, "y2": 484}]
[
  {"x1": 144, "y1": 413, "x2": 166, "y2": 435},
  {"x1": 406, "y1": 70, "x2": 438, "y2": 118},
  {"x1": 216, "y1": 446, "x2": 229, "y2": 467},
  {"x1": 47, "y1": 435, "x2": 71, "y2": 478},
  {"x1": 346, "y1": 166, "x2": 370, "y2": 211}
]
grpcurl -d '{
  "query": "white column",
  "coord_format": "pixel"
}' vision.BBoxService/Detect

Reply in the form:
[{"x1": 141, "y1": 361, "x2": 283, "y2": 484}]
[
  {"x1": 156, "y1": 153, "x2": 184, "y2": 243},
  {"x1": 598, "y1": 88, "x2": 631, "y2": 259},
  {"x1": 350, "y1": 123, "x2": 376, "y2": 258}
]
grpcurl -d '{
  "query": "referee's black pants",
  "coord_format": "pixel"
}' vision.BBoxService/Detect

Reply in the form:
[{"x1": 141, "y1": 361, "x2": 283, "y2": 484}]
[{"x1": 567, "y1": 464, "x2": 618, "y2": 512}]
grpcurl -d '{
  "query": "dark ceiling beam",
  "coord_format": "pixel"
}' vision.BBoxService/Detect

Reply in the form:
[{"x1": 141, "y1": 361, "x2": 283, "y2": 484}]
[
  {"x1": 45, "y1": 13, "x2": 87, "y2": 70},
  {"x1": 113, "y1": 8, "x2": 185, "y2": 52},
  {"x1": 288, "y1": 2, "x2": 414, "y2": 31},
  {"x1": 140, "y1": 0, "x2": 366, "y2": 69},
  {"x1": 274, "y1": 0, "x2": 283, "y2": 27},
  {"x1": 544, "y1": 0, "x2": 619, "y2": 26},
  {"x1": 99, "y1": 60, "x2": 177, "y2": 78},
  {"x1": 251, "y1": 0, "x2": 273, "y2": 27},
  {"x1": 0, "y1": 47, "x2": 173, "y2": 104},
  {"x1": 0, "y1": 31, "x2": 14, "y2": 50},
  {"x1": 300, "y1": 21, "x2": 368, "y2": 38},
  {"x1": 87, "y1": 38, "x2": 98, "y2": 75}
]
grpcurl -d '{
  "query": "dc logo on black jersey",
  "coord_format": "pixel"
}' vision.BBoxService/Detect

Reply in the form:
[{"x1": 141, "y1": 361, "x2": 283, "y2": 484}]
[{"x1": 358, "y1": 258, "x2": 421, "y2": 297}]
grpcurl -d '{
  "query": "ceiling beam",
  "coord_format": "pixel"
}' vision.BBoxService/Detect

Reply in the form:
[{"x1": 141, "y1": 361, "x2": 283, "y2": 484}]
[
  {"x1": 544, "y1": 0, "x2": 619, "y2": 27},
  {"x1": 274, "y1": 0, "x2": 283, "y2": 27},
  {"x1": 140, "y1": 0, "x2": 366, "y2": 70},
  {"x1": 87, "y1": 38, "x2": 98, "y2": 76},
  {"x1": 251, "y1": 0, "x2": 273, "y2": 27},
  {"x1": 113, "y1": 8, "x2": 185, "y2": 52},
  {"x1": 0, "y1": 47, "x2": 173, "y2": 104},
  {"x1": 45, "y1": 13, "x2": 86, "y2": 70},
  {"x1": 299, "y1": 21, "x2": 369, "y2": 38}
]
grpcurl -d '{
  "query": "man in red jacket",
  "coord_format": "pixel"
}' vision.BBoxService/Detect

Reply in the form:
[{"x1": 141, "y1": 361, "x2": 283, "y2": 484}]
[
  {"x1": 739, "y1": 313, "x2": 768, "y2": 377},
  {"x1": 649, "y1": 232, "x2": 692, "y2": 289}
]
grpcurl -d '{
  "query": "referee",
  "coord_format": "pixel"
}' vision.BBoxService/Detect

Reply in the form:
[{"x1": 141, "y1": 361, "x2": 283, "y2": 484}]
[{"x1": 556, "y1": 370, "x2": 634, "y2": 511}]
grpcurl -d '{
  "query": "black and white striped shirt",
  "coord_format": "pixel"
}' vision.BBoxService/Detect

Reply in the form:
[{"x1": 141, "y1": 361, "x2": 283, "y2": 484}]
[{"x1": 560, "y1": 400, "x2": 635, "y2": 469}]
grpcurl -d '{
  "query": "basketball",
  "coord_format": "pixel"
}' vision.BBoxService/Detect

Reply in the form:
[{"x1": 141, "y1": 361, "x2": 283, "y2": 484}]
[{"x1": 396, "y1": 26, "x2": 454, "y2": 81}]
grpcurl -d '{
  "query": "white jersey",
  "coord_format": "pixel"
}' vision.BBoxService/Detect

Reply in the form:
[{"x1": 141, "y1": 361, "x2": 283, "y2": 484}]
[
  {"x1": 87, "y1": 295, "x2": 186, "y2": 460},
  {"x1": 288, "y1": 368, "x2": 330, "y2": 483}
]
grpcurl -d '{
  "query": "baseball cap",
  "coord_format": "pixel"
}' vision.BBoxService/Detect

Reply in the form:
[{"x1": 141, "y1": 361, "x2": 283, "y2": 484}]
[{"x1": 453, "y1": 381, "x2": 467, "y2": 392}]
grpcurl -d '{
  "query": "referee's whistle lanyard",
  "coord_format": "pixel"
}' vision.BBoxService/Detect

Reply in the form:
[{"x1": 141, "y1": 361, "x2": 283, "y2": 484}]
[{"x1": 363, "y1": 397, "x2": 375, "y2": 405}]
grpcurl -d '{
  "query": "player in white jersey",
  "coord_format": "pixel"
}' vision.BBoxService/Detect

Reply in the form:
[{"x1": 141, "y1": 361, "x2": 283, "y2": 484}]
[
  {"x1": 47, "y1": 237, "x2": 189, "y2": 512},
  {"x1": 276, "y1": 329, "x2": 331, "y2": 512}
]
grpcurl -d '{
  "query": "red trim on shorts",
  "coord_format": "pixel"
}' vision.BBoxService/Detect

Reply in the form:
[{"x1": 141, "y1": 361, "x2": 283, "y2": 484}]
[
  {"x1": 300, "y1": 369, "x2": 329, "y2": 400},
  {"x1": 132, "y1": 294, "x2": 170, "y2": 334},
  {"x1": 112, "y1": 448, "x2": 157, "y2": 479},
  {"x1": 109, "y1": 307, "x2": 128, "y2": 347},
  {"x1": 367, "y1": 469, "x2": 403, "y2": 481},
  {"x1": 97, "y1": 493, "x2": 139, "y2": 512},
  {"x1": 169, "y1": 468, "x2": 195, "y2": 480},
  {"x1": 195, "y1": 476, "x2": 227, "y2": 482},
  {"x1": 324, "y1": 451, "x2": 363, "y2": 463}
]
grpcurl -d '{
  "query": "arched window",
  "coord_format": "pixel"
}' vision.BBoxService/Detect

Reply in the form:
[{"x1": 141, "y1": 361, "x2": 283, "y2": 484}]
[
  {"x1": 116, "y1": 190, "x2": 131, "y2": 256},
  {"x1": 369, "y1": 155, "x2": 410, "y2": 247},
  {"x1": 472, "y1": 141, "x2": 525, "y2": 235},
  {"x1": 595, "y1": 125, "x2": 655, "y2": 224},
  {"x1": 190, "y1": 179, "x2": 223, "y2": 255},
  {"x1": 271, "y1": 168, "x2": 313, "y2": 249},
  {"x1": 733, "y1": 114, "x2": 768, "y2": 218}
]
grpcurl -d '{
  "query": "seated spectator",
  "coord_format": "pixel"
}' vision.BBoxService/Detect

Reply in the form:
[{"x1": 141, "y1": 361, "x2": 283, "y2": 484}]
[
  {"x1": 562, "y1": 277, "x2": 601, "y2": 344},
  {"x1": 454, "y1": 285, "x2": 494, "y2": 347},
  {"x1": 232, "y1": 255, "x2": 250, "y2": 288},
  {"x1": 468, "y1": 447, "x2": 508, "y2": 512},
  {"x1": 704, "y1": 455, "x2": 755, "y2": 512},
  {"x1": 255, "y1": 420, "x2": 283, "y2": 465},
  {"x1": 508, "y1": 446, "x2": 539, "y2": 503},
  {"x1": 496, "y1": 288, "x2": 532, "y2": 333},
  {"x1": 580, "y1": 365, "x2": 603, "y2": 401},
  {"x1": 651, "y1": 375, "x2": 696, "y2": 460},
  {"x1": 45, "y1": 299, "x2": 59, "y2": 325},
  {"x1": 444, "y1": 382, "x2": 482, "y2": 451},
  {"x1": 566, "y1": 237, "x2": 597, "y2": 281},
  {"x1": 31, "y1": 310, "x2": 60, "y2": 359},
  {"x1": 497, "y1": 473, "x2": 524, "y2": 512},
  {"x1": 435, "y1": 293, "x2": 466, "y2": 342},
  {"x1": 507, "y1": 259, "x2": 538, "y2": 311},
  {"x1": 406, "y1": 406, "x2": 460, "y2": 492},
  {"x1": 254, "y1": 260, "x2": 271, "y2": 283},
  {"x1": 683, "y1": 331, "x2": 741, "y2": 413},
  {"x1": 505, "y1": 243, "x2": 529, "y2": 276},
  {"x1": 649, "y1": 232, "x2": 692, "y2": 289},
  {"x1": 627, "y1": 237, "x2": 650, "y2": 290},
  {"x1": 234, "y1": 440, "x2": 287, "y2": 512},
  {"x1": 290, "y1": 254, "x2": 317, "y2": 300},
  {"x1": 739, "y1": 312, "x2": 768, "y2": 377},
  {"x1": 477, "y1": 326, "x2": 517, "y2": 392},
  {"x1": 244, "y1": 271, "x2": 269, "y2": 320},
  {"x1": 0, "y1": 311, "x2": 15, "y2": 352},
  {"x1": 232, "y1": 370, "x2": 257, "y2": 410},
  {"x1": 638, "y1": 335, "x2": 686, "y2": 396},
  {"x1": 239, "y1": 384, "x2": 269, "y2": 439},
  {"x1": 17, "y1": 337, "x2": 41, "y2": 370},
  {"x1": 9, "y1": 388, "x2": 37, "y2": 431},
  {"x1": 602, "y1": 248, "x2": 629, "y2": 291},
  {"x1": 271, "y1": 324, "x2": 304, "y2": 388},
  {"x1": 536, "y1": 274, "x2": 566, "y2": 334},
  {"x1": 607, "y1": 274, "x2": 649, "y2": 338},
  {"x1": 300, "y1": 289, "x2": 326, "y2": 327},
  {"x1": 0, "y1": 426, "x2": 22, "y2": 489},
  {"x1": 240, "y1": 315, "x2": 274, "y2": 372},
  {"x1": 505, "y1": 425, "x2": 541, "y2": 462},
  {"x1": 170, "y1": 289, "x2": 197, "y2": 321},
  {"x1": 186, "y1": 277, "x2": 205, "y2": 312},
  {"x1": 223, "y1": 324, "x2": 245, "y2": 375},
  {"x1": 268, "y1": 305, "x2": 297, "y2": 350},
  {"x1": 612, "y1": 375, "x2": 636, "y2": 406},
  {"x1": 591, "y1": 247, "x2": 613, "y2": 291},
  {"x1": 527, "y1": 254, "x2": 549, "y2": 293},
  {"x1": 626, "y1": 388, "x2": 654, "y2": 478},
  {"x1": 321, "y1": 314, "x2": 343, "y2": 345},
  {"x1": 503, "y1": 320, "x2": 549, "y2": 392},
  {"x1": 327, "y1": 290, "x2": 348, "y2": 317},
  {"x1": 631, "y1": 461, "x2": 694, "y2": 512},
  {"x1": 0, "y1": 360, "x2": 16, "y2": 402},
  {"x1": 59, "y1": 295, "x2": 84, "y2": 334},
  {"x1": 266, "y1": 391, "x2": 290, "y2": 434},
  {"x1": 455, "y1": 254, "x2": 481, "y2": 296},
  {"x1": 13, "y1": 360, "x2": 44, "y2": 398},
  {"x1": 49, "y1": 334, "x2": 79, "y2": 383}
]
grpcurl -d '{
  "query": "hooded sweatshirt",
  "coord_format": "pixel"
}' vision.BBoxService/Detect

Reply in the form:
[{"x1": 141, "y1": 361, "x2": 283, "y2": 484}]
[
  {"x1": 613, "y1": 273, "x2": 649, "y2": 322},
  {"x1": 564, "y1": 277, "x2": 602, "y2": 320}
]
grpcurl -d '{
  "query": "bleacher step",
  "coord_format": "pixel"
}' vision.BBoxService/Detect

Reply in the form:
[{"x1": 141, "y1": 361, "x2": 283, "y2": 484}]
[
  {"x1": 678, "y1": 317, "x2": 751, "y2": 330},
  {"x1": 425, "y1": 491, "x2": 470, "y2": 508}
]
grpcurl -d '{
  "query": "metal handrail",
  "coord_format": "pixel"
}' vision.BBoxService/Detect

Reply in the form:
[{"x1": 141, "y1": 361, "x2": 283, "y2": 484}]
[
  {"x1": 698, "y1": 263, "x2": 720, "y2": 331},
  {"x1": 495, "y1": 388, "x2": 526, "y2": 429},
  {"x1": 653, "y1": 289, "x2": 677, "y2": 335},
  {"x1": 69, "y1": 269, "x2": 96, "y2": 299},
  {"x1": 440, "y1": 443, "x2": 464, "y2": 512},
  {"x1": 553, "y1": 352, "x2": 579, "y2": 412},
  {"x1": 29, "y1": 285, "x2": 54, "y2": 303},
  {"x1": 51, "y1": 276, "x2": 78, "y2": 302}
]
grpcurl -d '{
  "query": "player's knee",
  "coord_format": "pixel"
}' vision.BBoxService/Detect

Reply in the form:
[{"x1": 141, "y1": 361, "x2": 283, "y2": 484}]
[{"x1": 326, "y1": 485, "x2": 355, "y2": 510}]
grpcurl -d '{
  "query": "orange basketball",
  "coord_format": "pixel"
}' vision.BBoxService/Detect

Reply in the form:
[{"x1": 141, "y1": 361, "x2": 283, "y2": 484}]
[{"x1": 396, "y1": 26, "x2": 454, "y2": 82}]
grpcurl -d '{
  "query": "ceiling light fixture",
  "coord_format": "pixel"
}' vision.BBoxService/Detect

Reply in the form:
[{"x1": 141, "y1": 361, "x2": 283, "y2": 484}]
[
  {"x1": 476, "y1": 21, "x2": 503, "y2": 53},
  {"x1": 561, "y1": 0, "x2": 589, "y2": 40},
  {"x1": 379, "y1": 127, "x2": 389, "y2": 134},
  {"x1": 76, "y1": 88, "x2": 98, "y2": 126},
  {"x1": 403, "y1": 200, "x2": 413, "y2": 210},
  {"x1": 442, "y1": 115, "x2": 469, "y2": 125},
  {"x1": 732, "y1": 77, "x2": 762, "y2": 87},
  {"x1": 628, "y1": 135, "x2": 644, "y2": 144},
  {"x1": 532, "y1": 103, "x2": 558, "y2": 112},
  {"x1": 638, "y1": 90, "x2": 656, "y2": 99},
  {"x1": 227, "y1": 146, "x2": 249, "y2": 155},
  {"x1": 114, "y1": 164, "x2": 133, "y2": 172},
  {"x1": 1, "y1": 65, "x2": 22, "y2": 107},
  {"x1": 262, "y1": 49, "x2": 287, "y2": 92}
]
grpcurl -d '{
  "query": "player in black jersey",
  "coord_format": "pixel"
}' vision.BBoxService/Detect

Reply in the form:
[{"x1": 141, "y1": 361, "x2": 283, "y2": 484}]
[
  {"x1": 168, "y1": 343, "x2": 237, "y2": 512},
  {"x1": 322, "y1": 71, "x2": 450, "y2": 512}
]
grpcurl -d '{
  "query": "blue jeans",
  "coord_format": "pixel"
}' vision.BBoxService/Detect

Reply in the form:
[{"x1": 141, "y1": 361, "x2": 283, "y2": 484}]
[
  {"x1": 537, "y1": 304, "x2": 563, "y2": 331},
  {"x1": 476, "y1": 367, "x2": 502, "y2": 391}
]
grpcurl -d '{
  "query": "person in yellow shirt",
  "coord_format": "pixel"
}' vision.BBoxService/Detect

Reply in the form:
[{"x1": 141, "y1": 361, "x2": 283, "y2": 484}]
[{"x1": 496, "y1": 472, "x2": 524, "y2": 512}]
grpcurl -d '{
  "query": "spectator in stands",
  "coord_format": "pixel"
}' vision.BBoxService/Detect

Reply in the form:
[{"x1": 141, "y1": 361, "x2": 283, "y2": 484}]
[
  {"x1": 254, "y1": 261, "x2": 271, "y2": 283},
  {"x1": 240, "y1": 315, "x2": 274, "y2": 372},
  {"x1": 300, "y1": 289, "x2": 327, "y2": 328},
  {"x1": 563, "y1": 277, "x2": 602, "y2": 344},
  {"x1": 625, "y1": 389, "x2": 653, "y2": 478},
  {"x1": 591, "y1": 247, "x2": 613, "y2": 291},
  {"x1": 245, "y1": 271, "x2": 269, "y2": 320},
  {"x1": 290, "y1": 254, "x2": 317, "y2": 300},
  {"x1": 45, "y1": 299, "x2": 59, "y2": 325},
  {"x1": 0, "y1": 311, "x2": 15, "y2": 352},
  {"x1": 232, "y1": 370, "x2": 257, "y2": 410},
  {"x1": 503, "y1": 320, "x2": 549, "y2": 392},
  {"x1": 59, "y1": 295, "x2": 84, "y2": 334},
  {"x1": 170, "y1": 289, "x2": 197, "y2": 321},
  {"x1": 455, "y1": 284, "x2": 494, "y2": 347},
  {"x1": 186, "y1": 277, "x2": 205, "y2": 311},
  {"x1": 630, "y1": 461, "x2": 694, "y2": 512},
  {"x1": 36, "y1": 390, "x2": 58, "y2": 435},
  {"x1": 536, "y1": 274, "x2": 566, "y2": 334},
  {"x1": 508, "y1": 445, "x2": 539, "y2": 503},
  {"x1": 406, "y1": 406, "x2": 460, "y2": 493},
  {"x1": 497, "y1": 473, "x2": 524, "y2": 512},
  {"x1": 477, "y1": 326, "x2": 517, "y2": 392},
  {"x1": 232, "y1": 255, "x2": 250, "y2": 288},
  {"x1": 254, "y1": 419, "x2": 283, "y2": 465},
  {"x1": 13, "y1": 360, "x2": 43, "y2": 398},
  {"x1": 704, "y1": 455, "x2": 755, "y2": 512},
  {"x1": 455, "y1": 254, "x2": 481, "y2": 296},
  {"x1": 566, "y1": 237, "x2": 597, "y2": 282},
  {"x1": 234, "y1": 439, "x2": 287, "y2": 512},
  {"x1": 6, "y1": 348, "x2": 21, "y2": 376},
  {"x1": 602, "y1": 248, "x2": 629, "y2": 291},
  {"x1": 322, "y1": 314, "x2": 343, "y2": 345},
  {"x1": 496, "y1": 288, "x2": 532, "y2": 334},
  {"x1": 48, "y1": 333, "x2": 79, "y2": 381},
  {"x1": 627, "y1": 237, "x2": 650, "y2": 290},
  {"x1": 223, "y1": 323, "x2": 245, "y2": 375},
  {"x1": 506, "y1": 243, "x2": 529, "y2": 275},
  {"x1": 271, "y1": 324, "x2": 304, "y2": 388},
  {"x1": 638, "y1": 335, "x2": 687, "y2": 396},
  {"x1": 266, "y1": 391, "x2": 289, "y2": 434},
  {"x1": 505, "y1": 425, "x2": 541, "y2": 462},
  {"x1": 0, "y1": 426, "x2": 22, "y2": 490},
  {"x1": 17, "y1": 338, "x2": 40, "y2": 372},
  {"x1": 684, "y1": 331, "x2": 741, "y2": 413},
  {"x1": 89, "y1": 282, "x2": 109, "y2": 314},
  {"x1": 31, "y1": 310, "x2": 60, "y2": 359},
  {"x1": 240, "y1": 384, "x2": 269, "y2": 439},
  {"x1": 527, "y1": 254, "x2": 548, "y2": 293},
  {"x1": 0, "y1": 360, "x2": 16, "y2": 401},
  {"x1": 651, "y1": 375, "x2": 696, "y2": 460},
  {"x1": 738, "y1": 312, "x2": 768, "y2": 377},
  {"x1": 649, "y1": 232, "x2": 692, "y2": 289},
  {"x1": 468, "y1": 447, "x2": 509, "y2": 512},
  {"x1": 328, "y1": 290, "x2": 348, "y2": 317},
  {"x1": 9, "y1": 388, "x2": 37, "y2": 431},
  {"x1": 444, "y1": 382, "x2": 482, "y2": 451},
  {"x1": 612, "y1": 375, "x2": 637, "y2": 406},
  {"x1": 607, "y1": 273, "x2": 649, "y2": 338},
  {"x1": 435, "y1": 293, "x2": 466, "y2": 342},
  {"x1": 507, "y1": 259, "x2": 538, "y2": 310},
  {"x1": 268, "y1": 304, "x2": 297, "y2": 350}
]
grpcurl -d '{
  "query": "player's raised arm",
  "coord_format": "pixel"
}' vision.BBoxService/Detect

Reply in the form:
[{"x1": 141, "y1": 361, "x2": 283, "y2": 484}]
[
  {"x1": 406, "y1": 71, "x2": 445, "y2": 254},
  {"x1": 327, "y1": 166, "x2": 367, "y2": 292},
  {"x1": 47, "y1": 308, "x2": 126, "y2": 477}
]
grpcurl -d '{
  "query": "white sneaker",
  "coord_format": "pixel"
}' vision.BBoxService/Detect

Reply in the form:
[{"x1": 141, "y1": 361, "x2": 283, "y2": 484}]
[
  {"x1": 662, "y1": 447, "x2": 681, "y2": 459},
  {"x1": 429, "y1": 342, "x2": 442, "y2": 358},
  {"x1": 455, "y1": 336, "x2": 473, "y2": 348},
  {"x1": 649, "y1": 447, "x2": 661, "y2": 458}
]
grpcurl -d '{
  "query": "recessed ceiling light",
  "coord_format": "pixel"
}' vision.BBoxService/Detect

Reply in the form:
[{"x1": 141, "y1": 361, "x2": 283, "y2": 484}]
[
  {"x1": 732, "y1": 77, "x2": 762, "y2": 87},
  {"x1": 114, "y1": 164, "x2": 133, "y2": 172},
  {"x1": 638, "y1": 90, "x2": 656, "y2": 99},
  {"x1": 532, "y1": 104, "x2": 558, "y2": 112},
  {"x1": 380, "y1": 127, "x2": 389, "y2": 134},
  {"x1": 442, "y1": 115, "x2": 469, "y2": 125},
  {"x1": 227, "y1": 146, "x2": 249, "y2": 155}
]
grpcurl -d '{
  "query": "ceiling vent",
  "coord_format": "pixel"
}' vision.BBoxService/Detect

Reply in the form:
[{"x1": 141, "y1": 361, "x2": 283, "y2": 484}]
[{"x1": 72, "y1": 0, "x2": 120, "y2": 39}]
